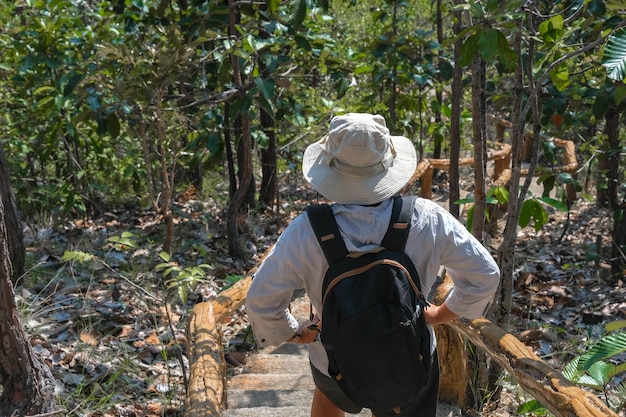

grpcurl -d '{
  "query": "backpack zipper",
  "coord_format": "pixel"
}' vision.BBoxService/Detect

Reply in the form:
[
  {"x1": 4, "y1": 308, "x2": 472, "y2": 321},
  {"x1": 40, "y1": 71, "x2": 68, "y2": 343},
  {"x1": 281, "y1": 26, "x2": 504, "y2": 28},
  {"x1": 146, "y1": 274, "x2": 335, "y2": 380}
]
[{"x1": 322, "y1": 259, "x2": 423, "y2": 306}]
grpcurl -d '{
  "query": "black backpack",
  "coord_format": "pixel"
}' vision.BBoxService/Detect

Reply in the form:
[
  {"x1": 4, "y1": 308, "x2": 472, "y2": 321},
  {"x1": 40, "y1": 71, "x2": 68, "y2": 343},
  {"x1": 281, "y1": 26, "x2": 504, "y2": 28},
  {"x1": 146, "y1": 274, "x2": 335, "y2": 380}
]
[{"x1": 306, "y1": 195, "x2": 432, "y2": 416}]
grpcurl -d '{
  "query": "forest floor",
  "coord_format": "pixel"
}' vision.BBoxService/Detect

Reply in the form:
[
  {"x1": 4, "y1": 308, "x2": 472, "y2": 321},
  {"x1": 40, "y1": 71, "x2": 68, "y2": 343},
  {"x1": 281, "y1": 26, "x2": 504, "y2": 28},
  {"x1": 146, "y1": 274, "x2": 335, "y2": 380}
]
[{"x1": 13, "y1": 178, "x2": 626, "y2": 417}]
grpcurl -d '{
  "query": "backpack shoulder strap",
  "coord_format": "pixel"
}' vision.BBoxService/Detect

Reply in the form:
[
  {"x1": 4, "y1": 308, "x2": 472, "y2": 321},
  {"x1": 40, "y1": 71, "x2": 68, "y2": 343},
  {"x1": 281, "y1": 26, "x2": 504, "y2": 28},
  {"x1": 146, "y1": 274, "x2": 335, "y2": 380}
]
[
  {"x1": 381, "y1": 195, "x2": 416, "y2": 251},
  {"x1": 306, "y1": 204, "x2": 349, "y2": 265}
]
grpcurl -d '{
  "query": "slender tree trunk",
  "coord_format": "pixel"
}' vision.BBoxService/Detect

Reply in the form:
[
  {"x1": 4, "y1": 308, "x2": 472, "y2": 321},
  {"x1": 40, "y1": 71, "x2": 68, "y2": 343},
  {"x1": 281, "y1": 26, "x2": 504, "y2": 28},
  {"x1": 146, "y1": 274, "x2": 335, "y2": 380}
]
[
  {"x1": 257, "y1": 11, "x2": 278, "y2": 210},
  {"x1": 600, "y1": 107, "x2": 624, "y2": 280},
  {"x1": 259, "y1": 108, "x2": 277, "y2": 209},
  {"x1": 433, "y1": 0, "x2": 443, "y2": 160},
  {"x1": 227, "y1": 0, "x2": 253, "y2": 259},
  {"x1": 597, "y1": 107, "x2": 620, "y2": 210},
  {"x1": 0, "y1": 139, "x2": 24, "y2": 283},
  {"x1": 236, "y1": 115, "x2": 256, "y2": 209},
  {"x1": 449, "y1": 0, "x2": 464, "y2": 219},
  {"x1": 492, "y1": 24, "x2": 528, "y2": 331},
  {"x1": 471, "y1": 54, "x2": 486, "y2": 241},
  {"x1": 0, "y1": 196, "x2": 56, "y2": 416},
  {"x1": 388, "y1": 0, "x2": 399, "y2": 131},
  {"x1": 154, "y1": 95, "x2": 176, "y2": 256},
  {"x1": 224, "y1": 104, "x2": 237, "y2": 199}
]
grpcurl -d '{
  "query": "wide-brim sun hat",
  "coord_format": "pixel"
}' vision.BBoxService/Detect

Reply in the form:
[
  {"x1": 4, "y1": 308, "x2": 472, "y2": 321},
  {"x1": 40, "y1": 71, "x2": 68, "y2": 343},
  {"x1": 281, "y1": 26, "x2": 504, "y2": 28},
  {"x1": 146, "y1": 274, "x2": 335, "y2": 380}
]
[{"x1": 302, "y1": 113, "x2": 417, "y2": 205}]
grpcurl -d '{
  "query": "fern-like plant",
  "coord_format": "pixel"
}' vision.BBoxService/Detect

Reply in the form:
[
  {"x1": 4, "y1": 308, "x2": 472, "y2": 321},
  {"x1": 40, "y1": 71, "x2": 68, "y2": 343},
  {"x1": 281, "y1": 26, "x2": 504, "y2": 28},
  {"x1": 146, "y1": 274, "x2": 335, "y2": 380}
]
[
  {"x1": 602, "y1": 26, "x2": 626, "y2": 82},
  {"x1": 563, "y1": 320, "x2": 626, "y2": 411}
]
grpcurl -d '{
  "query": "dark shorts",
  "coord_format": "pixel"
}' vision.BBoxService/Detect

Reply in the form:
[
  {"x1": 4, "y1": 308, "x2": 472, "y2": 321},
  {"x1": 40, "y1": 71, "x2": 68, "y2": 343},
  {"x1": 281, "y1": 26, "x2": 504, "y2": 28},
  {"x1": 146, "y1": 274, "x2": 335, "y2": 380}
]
[{"x1": 310, "y1": 350, "x2": 440, "y2": 417}]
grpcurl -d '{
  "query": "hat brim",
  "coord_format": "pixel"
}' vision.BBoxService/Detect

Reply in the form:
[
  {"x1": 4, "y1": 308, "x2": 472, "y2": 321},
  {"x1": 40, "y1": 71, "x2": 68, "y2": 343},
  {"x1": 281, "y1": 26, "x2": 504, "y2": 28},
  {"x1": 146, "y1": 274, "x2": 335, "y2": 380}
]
[{"x1": 302, "y1": 135, "x2": 417, "y2": 205}]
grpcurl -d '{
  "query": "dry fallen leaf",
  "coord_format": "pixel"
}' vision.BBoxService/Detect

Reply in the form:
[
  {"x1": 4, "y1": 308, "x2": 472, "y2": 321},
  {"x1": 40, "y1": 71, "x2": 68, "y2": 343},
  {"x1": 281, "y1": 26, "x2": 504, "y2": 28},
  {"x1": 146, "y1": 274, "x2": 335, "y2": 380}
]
[
  {"x1": 80, "y1": 331, "x2": 99, "y2": 346},
  {"x1": 146, "y1": 402, "x2": 162, "y2": 414}
]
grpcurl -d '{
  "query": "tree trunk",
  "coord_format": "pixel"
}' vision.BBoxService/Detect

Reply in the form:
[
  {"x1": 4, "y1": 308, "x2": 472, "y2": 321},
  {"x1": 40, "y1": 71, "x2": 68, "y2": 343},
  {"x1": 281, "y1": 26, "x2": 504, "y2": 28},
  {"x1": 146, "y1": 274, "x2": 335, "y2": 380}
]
[
  {"x1": 236, "y1": 115, "x2": 256, "y2": 210},
  {"x1": 0, "y1": 139, "x2": 25, "y2": 283},
  {"x1": 612, "y1": 205, "x2": 626, "y2": 282},
  {"x1": 0, "y1": 194, "x2": 56, "y2": 416},
  {"x1": 227, "y1": 0, "x2": 253, "y2": 259},
  {"x1": 597, "y1": 107, "x2": 620, "y2": 210},
  {"x1": 224, "y1": 104, "x2": 237, "y2": 199},
  {"x1": 259, "y1": 107, "x2": 278, "y2": 209},
  {"x1": 471, "y1": 53, "x2": 487, "y2": 242},
  {"x1": 600, "y1": 107, "x2": 624, "y2": 280},
  {"x1": 433, "y1": 0, "x2": 443, "y2": 160},
  {"x1": 449, "y1": 0, "x2": 464, "y2": 219}
]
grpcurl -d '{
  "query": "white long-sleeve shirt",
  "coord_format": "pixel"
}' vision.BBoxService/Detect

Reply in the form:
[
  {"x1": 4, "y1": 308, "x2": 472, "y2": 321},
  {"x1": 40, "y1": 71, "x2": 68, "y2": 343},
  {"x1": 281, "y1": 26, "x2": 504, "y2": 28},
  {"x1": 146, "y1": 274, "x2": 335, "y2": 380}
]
[{"x1": 246, "y1": 197, "x2": 500, "y2": 376}]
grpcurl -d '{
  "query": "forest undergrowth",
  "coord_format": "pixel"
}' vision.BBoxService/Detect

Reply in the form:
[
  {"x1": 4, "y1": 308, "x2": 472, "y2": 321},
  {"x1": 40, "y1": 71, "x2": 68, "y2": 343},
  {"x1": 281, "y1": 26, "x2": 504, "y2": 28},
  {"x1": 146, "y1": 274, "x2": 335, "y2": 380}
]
[{"x1": 13, "y1": 178, "x2": 626, "y2": 417}]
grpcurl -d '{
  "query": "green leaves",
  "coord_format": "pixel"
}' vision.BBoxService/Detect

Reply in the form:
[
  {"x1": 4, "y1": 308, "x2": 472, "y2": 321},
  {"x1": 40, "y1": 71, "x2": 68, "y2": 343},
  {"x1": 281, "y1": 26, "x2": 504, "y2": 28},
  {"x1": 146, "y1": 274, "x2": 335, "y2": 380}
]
[
  {"x1": 601, "y1": 27, "x2": 626, "y2": 82},
  {"x1": 538, "y1": 15, "x2": 564, "y2": 47},
  {"x1": 286, "y1": 0, "x2": 308, "y2": 31},
  {"x1": 460, "y1": 28, "x2": 517, "y2": 69},
  {"x1": 563, "y1": 320, "x2": 626, "y2": 406},
  {"x1": 577, "y1": 331, "x2": 626, "y2": 372},
  {"x1": 155, "y1": 252, "x2": 212, "y2": 305},
  {"x1": 519, "y1": 198, "x2": 549, "y2": 232}
]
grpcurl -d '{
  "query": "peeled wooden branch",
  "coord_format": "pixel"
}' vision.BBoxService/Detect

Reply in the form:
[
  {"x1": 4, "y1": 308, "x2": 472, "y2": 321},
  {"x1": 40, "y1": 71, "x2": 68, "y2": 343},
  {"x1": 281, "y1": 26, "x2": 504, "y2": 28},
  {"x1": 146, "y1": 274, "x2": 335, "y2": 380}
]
[
  {"x1": 445, "y1": 318, "x2": 618, "y2": 417},
  {"x1": 432, "y1": 274, "x2": 467, "y2": 407},
  {"x1": 185, "y1": 258, "x2": 259, "y2": 417},
  {"x1": 212, "y1": 276, "x2": 252, "y2": 322},
  {"x1": 186, "y1": 303, "x2": 225, "y2": 417}
]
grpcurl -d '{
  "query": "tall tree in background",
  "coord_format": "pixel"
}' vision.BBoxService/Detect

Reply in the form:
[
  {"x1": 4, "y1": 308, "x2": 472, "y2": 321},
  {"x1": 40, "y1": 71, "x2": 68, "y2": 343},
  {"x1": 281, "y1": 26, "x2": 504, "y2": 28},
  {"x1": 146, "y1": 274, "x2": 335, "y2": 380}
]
[
  {"x1": 226, "y1": 0, "x2": 254, "y2": 258},
  {"x1": 448, "y1": 0, "x2": 464, "y2": 219},
  {"x1": 598, "y1": 26, "x2": 626, "y2": 279},
  {"x1": 0, "y1": 139, "x2": 24, "y2": 283},
  {"x1": 0, "y1": 196, "x2": 56, "y2": 415}
]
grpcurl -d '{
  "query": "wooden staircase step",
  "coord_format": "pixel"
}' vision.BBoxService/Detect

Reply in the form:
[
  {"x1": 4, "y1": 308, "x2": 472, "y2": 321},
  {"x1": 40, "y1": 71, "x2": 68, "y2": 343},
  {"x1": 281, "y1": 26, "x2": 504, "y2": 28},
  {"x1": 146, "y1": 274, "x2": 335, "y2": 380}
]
[
  {"x1": 226, "y1": 387, "x2": 314, "y2": 409},
  {"x1": 222, "y1": 405, "x2": 371, "y2": 417},
  {"x1": 242, "y1": 354, "x2": 311, "y2": 374},
  {"x1": 228, "y1": 373, "x2": 314, "y2": 391}
]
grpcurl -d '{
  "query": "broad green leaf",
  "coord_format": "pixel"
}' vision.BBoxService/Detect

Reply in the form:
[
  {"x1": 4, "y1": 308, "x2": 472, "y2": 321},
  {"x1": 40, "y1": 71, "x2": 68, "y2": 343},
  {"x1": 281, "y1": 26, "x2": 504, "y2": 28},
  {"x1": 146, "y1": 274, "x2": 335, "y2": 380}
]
[
  {"x1": 178, "y1": 285, "x2": 189, "y2": 305},
  {"x1": 539, "y1": 197, "x2": 568, "y2": 212},
  {"x1": 606, "y1": 0, "x2": 626, "y2": 10},
  {"x1": 516, "y1": 399, "x2": 548, "y2": 415},
  {"x1": 478, "y1": 29, "x2": 499, "y2": 62},
  {"x1": 519, "y1": 198, "x2": 548, "y2": 232},
  {"x1": 607, "y1": 362, "x2": 626, "y2": 379},
  {"x1": 265, "y1": 0, "x2": 280, "y2": 14},
  {"x1": 615, "y1": 85, "x2": 626, "y2": 105},
  {"x1": 601, "y1": 27, "x2": 626, "y2": 81},
  {"x1": 576, "y1": 373, "x2": 605, "y2": 390},
  {"x1": 63, "y1": 72, "x2": 83, "y2": 97},
  {"x1": 460, "y1": 33, "x2": 480, "y2": 67},
  {"x1": 61, "y1": 250, "x2": 95, "y2": 263},
  {"x1": 589, "y1": 0, "x2": 606, "y2": 15},
  {"x1": 34, "y1": 86, "x2": 58, "y2": 96},
  {"x1": 486, "y1": 196, "x2": 498, "y2": 205},
  {"x1": 578, "y1": 332, "x2": 626, "y2": 371},
  {"x1": 489, "y1": 185, "x2": 509, "y2": 205},
  {"x1": 586, "y1": 360, "x2": 614, "y2": 386},
  {"x1": 563, "y1": 356, "x2": 584, "y2": 381},
  {"x1": 538, "y1": 15, "x2": 564, "y2": 45},
  {"x1": 454, "y1": 198, "x2": 475, "y2": 204},
  {"x1": 550, "y1": 64, "x2": 570, "y2": 91},
  {"x1": 255, "y1": 95, "x2": 274, "y2": 116},
  {"x1": 254, "y1": 77, "x2": 276, "y2": 100},
  {"x1": 606, "y1": 320, "x2": 626, "y2": 332},
  {"x1": 465, "y1": 204, "x2": 475, "y2": 232},
  {"x1": 286, "y1": 0, "x2": 307, "y2": 32}
]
